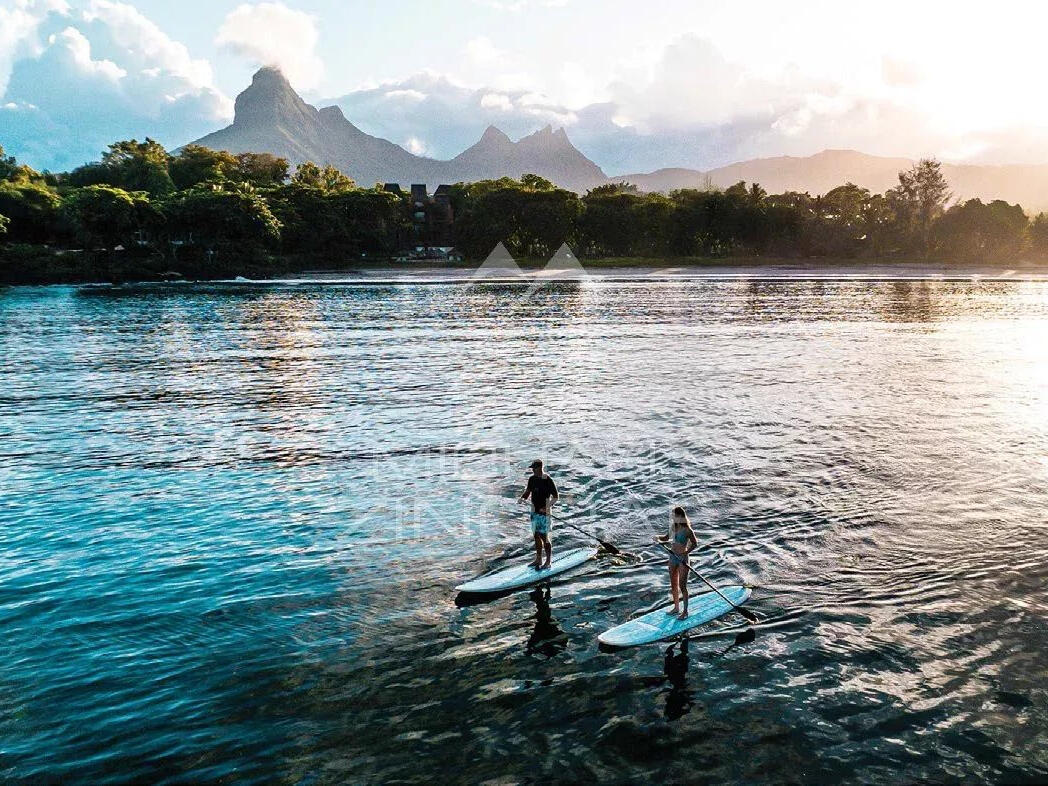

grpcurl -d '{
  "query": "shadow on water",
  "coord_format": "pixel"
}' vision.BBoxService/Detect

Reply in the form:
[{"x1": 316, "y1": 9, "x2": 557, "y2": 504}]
[
  {"x1": 598, "y1": 627, "x2": 760, "y2": 721},
  {"x1": 454, "y1": 585, "x2": 521, "y2": 608},
  {"x1": 453, "y1": 578, "x2": 577, "y2": 615},
  {"x1": 524, "y1": 586, "x2": 567, "y2": 658},
  {"x1": 663, "y1": 638, "x2": 693, "y2": 721},
  {"x1": 716, "y1": 626, "x2": 757, "y2": 655}
]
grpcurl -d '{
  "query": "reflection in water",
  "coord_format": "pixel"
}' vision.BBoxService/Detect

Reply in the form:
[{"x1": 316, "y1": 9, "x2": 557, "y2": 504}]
[
  {"x1": 663, "y1": 638, "x2": 693, "y2": 720},
  {"x1": 661, "y1": 628, "x2": 758, "y2": 721},
  {"x1": 2, "y1": 280, "x2": 1048, "y2": 783},
  {"x1": 883, "y1": 280, "x2": 936, "y2": 322},
  {"x1": 525, "y1": 586, "x2": 566, "y2": 658}
]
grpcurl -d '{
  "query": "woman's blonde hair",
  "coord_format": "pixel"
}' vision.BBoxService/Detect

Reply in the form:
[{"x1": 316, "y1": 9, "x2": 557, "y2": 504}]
[{"x1": 669, "y1": 505, "x2": 691, "y2": 537}]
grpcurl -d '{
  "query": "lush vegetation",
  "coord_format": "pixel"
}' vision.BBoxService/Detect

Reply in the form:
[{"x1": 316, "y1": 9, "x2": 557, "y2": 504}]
[
  {"x1": 1, "y1": 139, "x2": 1047, "y2": 284},
  {"x1": 0, "y1": 140, "x2": 404, "y2": 283},
  {"x1": 445, "y1": 162, "x2": 1048, "y2": 263}
]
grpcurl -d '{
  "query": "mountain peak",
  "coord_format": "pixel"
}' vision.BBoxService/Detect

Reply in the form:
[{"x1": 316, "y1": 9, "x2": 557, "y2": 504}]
[
  {"x1": 247, "y1": 66, "x2": 294, "y2": 93},
  {"x1": 234, "y1": 66, "x2": 310, "y2": 128},
  {"x1": 519, "y1": 125, "x2": 576, "y2": 151},
  {"x1": 479, "y1": 125, "x2": 512, "y2": 145},
  {"x1": 253, "y1": 65, "x2": 287, "y2": 80},
  {"x1": 318, "y1": 104, "x2": 347, "y2": 122}
]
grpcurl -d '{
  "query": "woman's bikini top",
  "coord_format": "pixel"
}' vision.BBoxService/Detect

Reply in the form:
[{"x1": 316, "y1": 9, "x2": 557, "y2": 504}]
[{"x1": 673, "y1": 528, "x2": 690, "y2": 545}]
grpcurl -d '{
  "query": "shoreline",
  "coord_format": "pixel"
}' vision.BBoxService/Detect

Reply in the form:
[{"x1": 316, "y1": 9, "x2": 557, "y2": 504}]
[
  {"x1": 5, "y1": 255, "x2": 1048, "y2": 287},
  {"x1": 296, "y1": 258, "x2": 1048, "y2": 282}
]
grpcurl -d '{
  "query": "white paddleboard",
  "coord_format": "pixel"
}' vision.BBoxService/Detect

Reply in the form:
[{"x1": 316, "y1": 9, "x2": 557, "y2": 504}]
[
  {"x1": 456, "y1": 547, "x2": 598, "y2": 594},
  {"x1": 598, "y1": 585, "x2": 752, "y2": 647}
]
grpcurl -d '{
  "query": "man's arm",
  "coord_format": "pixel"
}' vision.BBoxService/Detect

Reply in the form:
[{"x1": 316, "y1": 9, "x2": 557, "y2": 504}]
[
  {"x1": 520, "y1": 478, "x2": 532, "y2": 502},
  {"x1": 546, "y1": 478, "x2": 559, "y2": 512}
]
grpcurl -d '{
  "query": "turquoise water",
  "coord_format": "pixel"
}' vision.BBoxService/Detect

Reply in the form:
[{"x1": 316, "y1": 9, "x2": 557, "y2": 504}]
[{"x1": 2, "y1": 280, "x2": 1047, "y2": 783}]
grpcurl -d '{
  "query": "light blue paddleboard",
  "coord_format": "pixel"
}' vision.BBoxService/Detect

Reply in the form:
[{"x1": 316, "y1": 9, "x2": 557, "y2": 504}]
[
  {"x1": 598, "y1": 585, "x2": 752, "y2": 647},
  {"x1": 456, "y1": 547, "x2": 598, "y2": 594}
]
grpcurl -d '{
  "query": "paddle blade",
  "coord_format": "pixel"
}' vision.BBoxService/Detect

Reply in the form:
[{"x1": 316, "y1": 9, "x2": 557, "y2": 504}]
[{"x1": 555, "y1": 517, "x2": 623, "y2": 555}]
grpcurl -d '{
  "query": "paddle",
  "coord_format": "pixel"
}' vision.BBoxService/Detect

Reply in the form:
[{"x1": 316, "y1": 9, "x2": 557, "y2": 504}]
[
  {"x1": 513, "y1": 496, "x2": 624, "y2": 555},
  {"x1": 552, "y1": 514, "x2": 623, "y2": 556},
  {"x1": 656, "y1": 542, "x2": 759, "y2": 623}
]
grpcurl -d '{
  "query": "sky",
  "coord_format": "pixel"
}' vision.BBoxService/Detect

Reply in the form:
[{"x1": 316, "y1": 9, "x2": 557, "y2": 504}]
[{"x1": 3, "y1": 0, "x2": 1048, "y2": 174}]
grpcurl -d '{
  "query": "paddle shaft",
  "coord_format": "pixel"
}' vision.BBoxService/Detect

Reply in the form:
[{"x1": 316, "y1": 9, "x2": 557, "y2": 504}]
[
  {"x1": 551, "y1": 514, "x2": 622, "y2": 555},
  {"x1": 516, "y1": 498, "x2": 621, "y2": 554},
  {"x1": 657, "y1": 542, "x2": 757, "y2": 623}
]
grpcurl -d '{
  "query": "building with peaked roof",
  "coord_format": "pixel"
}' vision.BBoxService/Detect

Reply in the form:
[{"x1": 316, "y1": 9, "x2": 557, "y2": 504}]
[{"x1": 405, "y1": 184, "x2": 455, "y2": 250}]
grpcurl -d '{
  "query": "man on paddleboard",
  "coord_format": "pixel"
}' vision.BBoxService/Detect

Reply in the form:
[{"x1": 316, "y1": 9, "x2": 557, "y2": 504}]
[{"x1": 520, "y1": 459, "x2": 558, "y2": 569}]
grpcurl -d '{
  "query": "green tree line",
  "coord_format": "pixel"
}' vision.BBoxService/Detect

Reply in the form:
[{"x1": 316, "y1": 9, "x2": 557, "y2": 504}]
[
  {"x1": 0, "y1": 139, "x2": 404, "y2": 282},
  {"x1": 2, "y1": 139, "x2": 1048, "y2": 283}
]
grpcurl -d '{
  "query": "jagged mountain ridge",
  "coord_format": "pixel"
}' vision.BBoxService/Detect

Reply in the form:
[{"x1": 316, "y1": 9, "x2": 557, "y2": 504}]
[
  {"x1": 188, "y1": 68, "x2": 1048, "y2": 208},
  {"x1": 190, "y1": 67, "x2": 608, "y2": 191}
]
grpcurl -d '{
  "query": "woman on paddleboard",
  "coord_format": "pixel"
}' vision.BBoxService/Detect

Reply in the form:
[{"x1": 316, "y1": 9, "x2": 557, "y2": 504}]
[{"x1": 655, "y1": 506, "x2": 698, "y2": 619}]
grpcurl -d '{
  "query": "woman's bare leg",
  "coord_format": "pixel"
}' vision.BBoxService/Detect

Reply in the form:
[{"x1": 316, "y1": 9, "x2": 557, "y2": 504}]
[
  {"x1": 669, "y1": 564, "x2": 680, "y2": 614},
  {"x1": 678, "y1": 565, "x2": 690, "y2": 620}
]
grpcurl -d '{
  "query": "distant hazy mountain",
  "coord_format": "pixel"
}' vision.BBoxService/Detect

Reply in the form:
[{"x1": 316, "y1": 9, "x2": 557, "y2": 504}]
[
  {"x1": 617, "y1": 150, "x2": 1048, "y2": 210},
  {"x1": 189, "y1": 67, "x2": 608, "y2": 191}
]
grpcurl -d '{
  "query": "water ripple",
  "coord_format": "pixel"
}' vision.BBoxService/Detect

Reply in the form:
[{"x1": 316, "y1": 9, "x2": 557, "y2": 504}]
[{"x1": 2, "y1": 280, "x2": 1048, "y2": 783}]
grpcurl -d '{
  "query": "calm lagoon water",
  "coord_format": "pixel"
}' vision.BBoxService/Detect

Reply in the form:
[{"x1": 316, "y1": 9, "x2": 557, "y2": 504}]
[{"x1": 2, "y1": 279, "x2": 1047, "y2": 783}]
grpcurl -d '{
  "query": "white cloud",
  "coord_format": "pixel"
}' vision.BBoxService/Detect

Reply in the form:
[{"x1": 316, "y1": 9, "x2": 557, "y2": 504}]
[
  {"x1": 325, "y1": 51, "x2": 947, "y2": 176},
  {"x1": 330, "y1": 74, "x2": 586, "y2": 161},
  {"x1": 216, "y1": 2, "x2": 323, "y2": 90},
  {"x1": 881, "y1": 56, "x2": 922, "y2": 88},
  {"x1": 49, "y1": 26, "x2": 125, "y2": 81},
  {"x1": 1, "y1": 1, "x2": 230, "y2": 171},
  {"x1": 403, "y1": 136, "x2": 430, "y2": 156},
  {"x1": 457, "y1": 36, "x2": 544, "y2": 96},
  {"x1": 471, "y1": 0, "x2": 568, "y2": 10},
  {"x1": 589, "y1": 33, "x2": 958, "y2": 167},
  {"x1": 516, "y1": 92, "x2": 545, "y2": 107},
  {"x1": 82, "y1": 0, "x2": 215, "y2": 88},
  {"x1": 384, "y1": 88, "x2": 426, "y2": 102},
  {"x1": 608, "y1": 35, "x2": 793, "y2": 132},
  {"x1": 480, "y1": 92, "x2": 512, "y2": 111},
  {"x1": 512, "y1": 92, "x2": 576, "y2": 120},
  {"x1": 0, "y1": 0, "x2": 70, "y2": 94},
  {"x1": 558, "y1": 61, "x2": 601, "y2": 109},
  {"x1": 521, "y1": 105, "x2": 576, "y2": 126},
  {"x1": 487, "y1": 71, "x2": 537, "y2": 93},
  {"x1": 465, "y1": 36, "x2": 505, "y2": 67}
]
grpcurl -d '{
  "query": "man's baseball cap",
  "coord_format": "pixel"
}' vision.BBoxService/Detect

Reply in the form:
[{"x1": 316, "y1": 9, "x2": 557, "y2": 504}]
[{"x1": 529, "y1": 459, "x2": 544, "y2": 469}]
